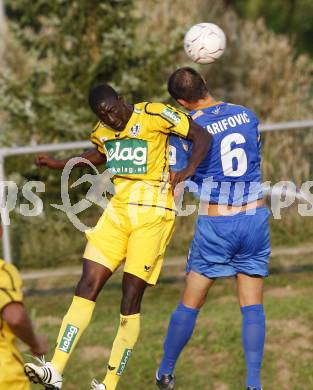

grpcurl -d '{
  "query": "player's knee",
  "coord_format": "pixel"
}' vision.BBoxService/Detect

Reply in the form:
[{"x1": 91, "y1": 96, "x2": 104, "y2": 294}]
[
  {"x1": 120, "y1": 288, "x2": 143, "y2": 315},
  {"x1": 75, "y1": 259, "x2": 112, "y2": 300},
  {"x1": 75, "y1": 273, "x2": 103, "y2": 301}
]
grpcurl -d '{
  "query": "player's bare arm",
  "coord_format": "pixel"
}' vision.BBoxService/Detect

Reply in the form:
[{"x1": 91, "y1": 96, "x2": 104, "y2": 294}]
[
  {"x1": 2, "y1": 302, "x2": 48, "y2": 356},
  {"x1": 35, "y1": 148, "x2": 106, "y2": 170},
  {"x1": 171, "y1": 118, "x2": 211, "y2": 189}
]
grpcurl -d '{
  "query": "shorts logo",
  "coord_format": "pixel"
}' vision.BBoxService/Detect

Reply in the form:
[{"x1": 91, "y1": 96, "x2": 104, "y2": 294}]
[
  {"x1": 169, "y1": 145, "x2": 176, "y2": 165},
  {"x1": 144, "y1": 265, "x2": 151, "y2": 272},
  {"x1": 130, "y1": 124, "x2": 141, "y2": 137},
  {"x1": 105, "y1": 139, "x2": 148, "y2": 174},
  {"x1": 117, "y1": 348, "x2": 132, "y2": 376},
  {"x1": 58, "y1": 324, "x2": 79, "y2": 353},
  {"x1": 161, "y1": 108, "x2": 181, "y2": 125},
  {"x1": 182, "y1": 141, "x2": 189, "y2": 152}
]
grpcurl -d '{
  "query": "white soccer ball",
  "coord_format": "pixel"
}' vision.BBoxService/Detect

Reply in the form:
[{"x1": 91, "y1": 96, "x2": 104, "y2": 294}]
[{"x1": 184, "y1": 22, "x2": 226, "y2": 64}]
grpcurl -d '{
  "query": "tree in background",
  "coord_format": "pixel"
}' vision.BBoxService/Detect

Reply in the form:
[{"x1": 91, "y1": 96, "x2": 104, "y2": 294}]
[
  {"x1": 0, "y1": 0, "x2": 181, "y2": 146},
  {"x1": 227, "y1": 0, "x2": 313, "y2": 57}
]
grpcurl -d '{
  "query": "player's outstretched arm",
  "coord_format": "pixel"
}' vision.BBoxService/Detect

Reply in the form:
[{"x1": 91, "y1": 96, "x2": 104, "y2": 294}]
[
  {"x1": 171, "y1": 119, "x2": 211, "y2": 188},
  {"x1": 2, "y1": 302, "x2": 48, "y2": 356},
  {"x1": 35, "y1": 148, "x2": 107, "y2": 170}
]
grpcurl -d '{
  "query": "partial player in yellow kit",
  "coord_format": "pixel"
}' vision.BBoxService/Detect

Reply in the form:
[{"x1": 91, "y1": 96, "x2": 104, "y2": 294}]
[
  {"x1": 0, "y1": 259, "x2": 30, "y2": 390},
  {"x1": 0, "y1": 230, "x2": 48, "y2": 390},
  {"x1": 24, "y1": 84, "x2": 212, "y2": 390}
]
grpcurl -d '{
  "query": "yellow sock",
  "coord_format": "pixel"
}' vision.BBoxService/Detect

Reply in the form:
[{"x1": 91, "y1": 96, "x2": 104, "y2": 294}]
[
  {"x1": 103, "y1": 313, "x2": 141, "y2": 390},
  {"x1": 51, "y1": 295, "x2": 95, "y2": 373}
]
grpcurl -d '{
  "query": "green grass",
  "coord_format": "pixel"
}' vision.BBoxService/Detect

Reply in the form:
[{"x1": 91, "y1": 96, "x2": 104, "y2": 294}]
[{"x1": 22, "y1": 254, "x2": 313, "y2": 390}]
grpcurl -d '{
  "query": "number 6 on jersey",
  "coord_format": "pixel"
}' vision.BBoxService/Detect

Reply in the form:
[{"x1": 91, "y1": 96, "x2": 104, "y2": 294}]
[{"x1": 220, "y1": 133, "x2": 248, "y2": 177}]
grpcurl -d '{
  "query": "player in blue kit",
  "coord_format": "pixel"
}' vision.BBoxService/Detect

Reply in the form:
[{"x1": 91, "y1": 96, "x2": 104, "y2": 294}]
[{"x1": 156, "y1": 67, "x2": 270, "y2": 390}]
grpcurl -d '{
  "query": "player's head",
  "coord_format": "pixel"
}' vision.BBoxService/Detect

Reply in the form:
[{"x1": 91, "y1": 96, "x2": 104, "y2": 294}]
[
  {"x1": 89, "y1": 84, "x2": 130, "y2": 131},
  {"x1": 168, "y1": 67, "x2": 209, "y2": 109}
]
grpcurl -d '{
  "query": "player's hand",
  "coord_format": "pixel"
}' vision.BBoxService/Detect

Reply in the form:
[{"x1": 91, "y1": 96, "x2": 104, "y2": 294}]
[
  {"x1": 35, "y1": 154, "x2": 62, "y2": 169},
  {"x1": 170, "y1": 166, "x2": 195, "y2": 189},
  {"x1": 31, "y1": 334, "x2": 49, "y2": 357},
  {"x1": 170, "y1": 172, "x2": 185, "y2": 198}
]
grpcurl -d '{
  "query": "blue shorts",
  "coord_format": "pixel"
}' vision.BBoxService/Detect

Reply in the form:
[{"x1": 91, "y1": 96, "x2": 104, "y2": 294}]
[{"x1": 186, "y1": 207, "x2": 271, "y2": 278}]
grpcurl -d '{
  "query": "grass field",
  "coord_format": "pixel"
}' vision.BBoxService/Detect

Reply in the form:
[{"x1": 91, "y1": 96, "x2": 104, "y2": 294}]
[{"x1": 22, "y1": 249, "x2": 313, "y2": 390}]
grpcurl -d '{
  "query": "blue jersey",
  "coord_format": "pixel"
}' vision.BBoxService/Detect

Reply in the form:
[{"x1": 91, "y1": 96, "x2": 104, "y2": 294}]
[{"x1": 169, "y1": 102, "x2": 263, "y2": 205}]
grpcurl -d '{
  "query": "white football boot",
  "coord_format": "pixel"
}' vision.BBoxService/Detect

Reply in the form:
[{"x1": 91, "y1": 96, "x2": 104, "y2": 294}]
[
  {"x1": 24, "y1": 357, "x2": 63, "y2": 389},
  {"x1": 91, "y1": 378, "x2": 106, "y2": 389}
]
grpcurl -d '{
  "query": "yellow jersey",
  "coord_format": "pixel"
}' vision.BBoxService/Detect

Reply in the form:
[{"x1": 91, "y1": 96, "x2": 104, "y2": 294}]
[
  {"x1": 90, "y1": 102, "x2": 190, "y2": 210},
  {"x1": 0, "y1": 259, "x2": 26, "y2": 377}
]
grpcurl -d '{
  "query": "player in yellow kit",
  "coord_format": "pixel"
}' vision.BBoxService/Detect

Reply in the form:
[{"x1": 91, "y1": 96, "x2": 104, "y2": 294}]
[
  {"x1": 0, "y1": 232, "x2": 48, "y2": 389},
  {"x1": 24, "y1": 83, "x2": 211, "y2": 390}
]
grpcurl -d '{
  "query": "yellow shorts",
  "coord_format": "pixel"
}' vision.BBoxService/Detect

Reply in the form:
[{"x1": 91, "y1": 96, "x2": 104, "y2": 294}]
[
  {"x1": 84, "y1": 201, "x2": 175, "y2": 285},
  {"x1": 0, "y1": 350, "x2": 31, "y2": 390}
]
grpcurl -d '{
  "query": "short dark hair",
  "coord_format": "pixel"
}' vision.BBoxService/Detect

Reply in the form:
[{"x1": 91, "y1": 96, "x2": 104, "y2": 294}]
[
  {"x1": 88, "y1": 84, "x2": 118, "y2": 114},
  {"x1": 167, "y1": 67, "x2": 208, "y2": 102}
]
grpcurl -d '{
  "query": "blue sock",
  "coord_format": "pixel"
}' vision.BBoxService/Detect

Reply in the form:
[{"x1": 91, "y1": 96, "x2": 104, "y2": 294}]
[
  {"x1": 158, "y1": 302, "x2": 199, "y2": 377},
  {"x1": 241, "y1": 304, "x2": 266, "y2": 389}
]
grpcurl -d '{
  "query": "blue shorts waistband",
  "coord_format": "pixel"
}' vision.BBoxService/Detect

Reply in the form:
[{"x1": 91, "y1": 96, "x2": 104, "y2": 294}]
[{"x1": 198, "y1": 206, "x2": 270, "y2": 221}]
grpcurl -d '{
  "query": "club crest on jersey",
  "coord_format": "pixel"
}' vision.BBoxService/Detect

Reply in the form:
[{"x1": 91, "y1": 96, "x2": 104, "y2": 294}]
[
  {"x1": 161, "y1": 108, "x2": 181, "y2": 125},
  {"x1": 129, "y1": 124, "x2": 141, "y2": 137},
  {"x1": 212, "y1": 106, "x2": 221, "y2": 115}
]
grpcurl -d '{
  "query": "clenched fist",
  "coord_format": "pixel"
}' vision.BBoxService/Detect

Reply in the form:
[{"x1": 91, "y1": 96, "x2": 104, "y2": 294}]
[{"x1": 35, "y1": 154, "x2": 64, "y2": 170}]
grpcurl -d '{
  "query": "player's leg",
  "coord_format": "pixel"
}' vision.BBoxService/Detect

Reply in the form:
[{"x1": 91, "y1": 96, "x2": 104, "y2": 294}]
[
  {"x1": 233, "y1": 207, "x2": 270, "y2": 390},
  {"x1": 25, "y1": 206, "x2": 128, "y2": 389},
  {"x1": 237, "y1": 273, "x2": 264, "y2": 307},
  {"x1": 50, "y1": 259, "x2": 113, "y2": 373},
  {"x1": 157, "y1": 271, "x2": 214, "y2": 387},
  {"x1": 157, "y1": 214, "x2": 236, "y2": 388},
  {"x1": 237, "y1": 274, "x2": 265, "y2": 390},
  {"x1": 95, "y1": 206, "x2": 176, "y2": 390},
  {"x1": 102, "y1": 272, "x2": 147, "y2": 390},
  {"x1": 24, "y1": 259, "x2": 113, "y2": 389}
]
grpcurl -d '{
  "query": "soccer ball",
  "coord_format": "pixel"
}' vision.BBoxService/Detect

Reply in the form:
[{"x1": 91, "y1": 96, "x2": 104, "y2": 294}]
[{"x1": 184, "y1": 22, "x2": 226, "y2": 64}]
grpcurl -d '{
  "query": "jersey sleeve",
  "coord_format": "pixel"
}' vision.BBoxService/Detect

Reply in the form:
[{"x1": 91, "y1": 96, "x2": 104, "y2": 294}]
[
  {"x1": 169, "y1": 135, "x2": 192, "y2": 172},
  {"x1": 145, "y1": 103, "x2": 190, "y2": 137},
  {"x1": 0, "y1": 261, "x2": 23, "y2": 312},
  {"x1": 90, "y1": 122, "x2": 106, "y2": 155}
]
